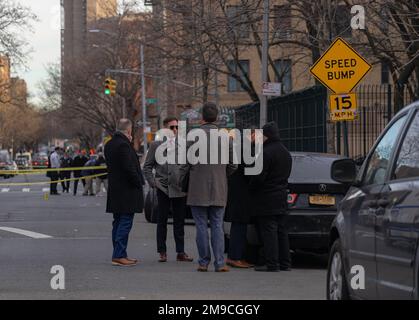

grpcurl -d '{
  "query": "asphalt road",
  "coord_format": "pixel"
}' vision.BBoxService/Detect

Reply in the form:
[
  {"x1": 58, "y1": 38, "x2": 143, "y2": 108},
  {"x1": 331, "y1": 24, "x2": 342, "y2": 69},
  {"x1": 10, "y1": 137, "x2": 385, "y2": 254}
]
[{"x1": 0, "y1": 174, "x2": 327, "y2": 300}]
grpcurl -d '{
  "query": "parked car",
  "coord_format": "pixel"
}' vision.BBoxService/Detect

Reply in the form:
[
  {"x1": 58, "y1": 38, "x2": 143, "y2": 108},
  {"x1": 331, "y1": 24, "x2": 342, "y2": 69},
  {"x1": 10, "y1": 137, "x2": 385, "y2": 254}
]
[
  {"x1": 224, "y1": 152, "x2": 350, "y2": 256},
  {"x1": 0, "y1": 150, "x2": 16, "y2": 178},
  {"x1": 0, "y1": 159, "x2": 18, "y2": 179},
  {"x1": 15, "y1": 158, "x2": 30, "y2": 169},
  {"x1": 327, "y1": 100, "x2": 419, "y2": 300},
  {"x1": 32, "y1": 153, "x2": 49, "y2": 168},
  {"x1": 15, "y1": 152, "x2": 32, "y2": 169}
]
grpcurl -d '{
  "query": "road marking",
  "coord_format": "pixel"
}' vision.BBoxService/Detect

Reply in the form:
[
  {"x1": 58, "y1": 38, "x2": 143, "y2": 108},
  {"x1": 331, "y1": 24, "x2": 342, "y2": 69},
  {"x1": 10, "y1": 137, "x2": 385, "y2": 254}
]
[
  {"x1": 42, "y1": 188, "x2": 49, "y2": 192},
  {"x1": 1, "y1": 188, "x2": 10, "y2": 193},
  {"x1": 0, "y1": 227, "x2": 52, "y2": 239},
  {"x1": 22, "y1": 188, "x2": 31, "y2": 192}
]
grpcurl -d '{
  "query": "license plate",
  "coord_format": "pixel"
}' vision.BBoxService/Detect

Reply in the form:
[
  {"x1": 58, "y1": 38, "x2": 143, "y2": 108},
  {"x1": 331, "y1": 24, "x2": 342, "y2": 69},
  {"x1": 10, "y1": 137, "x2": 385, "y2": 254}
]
[{"x1": 309, "y1": 195, "x2": 335, "y2": 206}]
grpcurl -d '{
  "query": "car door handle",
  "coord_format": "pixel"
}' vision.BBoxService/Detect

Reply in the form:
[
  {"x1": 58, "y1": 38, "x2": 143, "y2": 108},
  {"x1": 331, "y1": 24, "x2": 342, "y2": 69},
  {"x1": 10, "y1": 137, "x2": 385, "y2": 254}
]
[{"x1": 378, "y1": 199, "x2": 390, "y2": 207}]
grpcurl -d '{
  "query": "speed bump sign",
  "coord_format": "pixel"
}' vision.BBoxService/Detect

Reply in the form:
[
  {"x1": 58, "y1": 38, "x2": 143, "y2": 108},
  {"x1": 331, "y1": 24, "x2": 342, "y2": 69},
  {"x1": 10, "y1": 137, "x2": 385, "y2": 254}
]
[
  {"x1": 310, "y1": 38, "x2": 372, "y2": 94},
  {"x1": 329, "y1": 93, "x2": 357, "y2": 121}
]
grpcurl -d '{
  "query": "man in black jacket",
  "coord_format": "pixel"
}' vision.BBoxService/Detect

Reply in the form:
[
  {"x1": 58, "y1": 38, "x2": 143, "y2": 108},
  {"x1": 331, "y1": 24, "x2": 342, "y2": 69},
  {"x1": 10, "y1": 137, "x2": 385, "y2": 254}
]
[
  {"x1": 105, "y1": 119, "x2": 145, "y2": 267},
  {"x1": 249, "y1": 122, "x2": 292, "y2": 272},
  {"x1": 72, "y1": 150, "x2": 88, "y2": 195}
]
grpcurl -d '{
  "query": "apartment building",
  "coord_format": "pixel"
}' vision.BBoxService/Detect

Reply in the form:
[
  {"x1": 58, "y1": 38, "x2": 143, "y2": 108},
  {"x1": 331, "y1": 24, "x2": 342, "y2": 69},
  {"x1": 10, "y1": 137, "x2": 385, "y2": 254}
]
[
  {"x1": 61, "y1": 0, "x2": 117, "y2": 76},
  {"x1": 149, "y1": 1, "x2": 393, "y2": 109}
]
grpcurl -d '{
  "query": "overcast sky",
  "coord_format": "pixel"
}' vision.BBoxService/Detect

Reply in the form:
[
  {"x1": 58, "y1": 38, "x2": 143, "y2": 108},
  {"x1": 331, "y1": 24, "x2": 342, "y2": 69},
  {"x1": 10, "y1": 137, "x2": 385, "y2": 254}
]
[
  {"x1": 17, "y1": 0, "x2": 61, "y2": 104},
  {"x1": 16, "y1": 0, "x2": 146, "y2": 104}
]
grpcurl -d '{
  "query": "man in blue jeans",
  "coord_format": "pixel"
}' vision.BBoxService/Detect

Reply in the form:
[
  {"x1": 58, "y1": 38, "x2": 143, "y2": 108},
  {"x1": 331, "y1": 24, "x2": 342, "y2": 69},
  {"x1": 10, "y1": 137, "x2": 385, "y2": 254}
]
[
  {"x1": 180, "y1": 103, "x2": 237, "y2": 272},
  {"x1": 105, "y1": 119, "x2": 145, "y2": 266}
]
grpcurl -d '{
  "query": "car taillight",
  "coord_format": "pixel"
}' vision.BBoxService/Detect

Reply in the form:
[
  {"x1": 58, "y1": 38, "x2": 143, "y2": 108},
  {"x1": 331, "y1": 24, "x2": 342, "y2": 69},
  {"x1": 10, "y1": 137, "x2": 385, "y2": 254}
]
[{"x1": 287, "y1": 193, "x2": 298, "y2": 205}]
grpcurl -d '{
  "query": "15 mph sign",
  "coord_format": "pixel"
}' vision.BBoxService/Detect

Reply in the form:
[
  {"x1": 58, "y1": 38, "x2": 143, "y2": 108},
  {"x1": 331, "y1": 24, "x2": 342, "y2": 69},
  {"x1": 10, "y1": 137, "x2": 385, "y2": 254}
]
[{"x1": 310, "y1": 38, "x2": 372, "y2": 93}]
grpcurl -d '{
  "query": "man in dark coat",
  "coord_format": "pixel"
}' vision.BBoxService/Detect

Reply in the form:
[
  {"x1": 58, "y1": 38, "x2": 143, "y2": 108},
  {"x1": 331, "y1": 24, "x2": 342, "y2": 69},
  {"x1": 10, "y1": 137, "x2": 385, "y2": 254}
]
[
  {"x1": 224, "y1": 130, "x2": 254, "y2": 268},
  {"x1": 105, "y1": 119, "x2": 145, "y2": 267},
  {"x1": 249, "y1": 122, "x2": 292, "y2": 272},
  {"x1": 72, "y1": 150, "x2": 88, "y2": 195}
]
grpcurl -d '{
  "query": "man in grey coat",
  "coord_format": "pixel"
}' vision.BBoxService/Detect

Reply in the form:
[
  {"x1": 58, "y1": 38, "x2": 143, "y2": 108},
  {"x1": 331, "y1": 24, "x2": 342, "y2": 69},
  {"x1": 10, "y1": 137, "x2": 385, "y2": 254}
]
[
  {"x1": 180, "y1": 103, "x2": 237, "y2": 272},
  {"x1": 143, "y1": 117, "x2": 193, "y2": 263}
]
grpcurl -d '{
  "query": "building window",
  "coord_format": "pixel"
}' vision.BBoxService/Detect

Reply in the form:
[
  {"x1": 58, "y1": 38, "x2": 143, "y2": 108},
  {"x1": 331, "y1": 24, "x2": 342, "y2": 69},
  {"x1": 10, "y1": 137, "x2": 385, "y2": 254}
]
[
  {"x1": 227, "y1": 60, "x2": 250, "y2": 92},
  {"x1": 381, "y1": 62, "x2": 390, "y2": 84},
  {"x1": 273, "y1": 5, "x2": 292, "y2": 39},
  {"x1": 334, "y1": 5, "x2": 352, "y2": 38},
  {"x1": 226, "y1": 5, "x2": 250, "y2": 39},
  {"x1": 274, "y1": 59, "x2": 292, "y2": 94}
]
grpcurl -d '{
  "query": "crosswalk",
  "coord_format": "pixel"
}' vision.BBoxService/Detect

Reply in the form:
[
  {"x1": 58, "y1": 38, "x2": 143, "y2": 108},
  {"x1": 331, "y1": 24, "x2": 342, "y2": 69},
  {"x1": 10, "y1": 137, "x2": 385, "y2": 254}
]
[{"x1": 1, "y1": 187, "x2": 50, "y2": 193}]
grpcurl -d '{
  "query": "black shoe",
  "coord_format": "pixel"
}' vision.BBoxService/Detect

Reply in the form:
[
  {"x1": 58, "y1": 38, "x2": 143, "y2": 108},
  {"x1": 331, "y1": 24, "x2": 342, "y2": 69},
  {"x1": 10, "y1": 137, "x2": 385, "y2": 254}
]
[
  {"x1": 280, "y1": 266, "x2": 292, "y2": 271},
  {"x1": 254, "y1": 266, "x2": 279, "y2": 272}
]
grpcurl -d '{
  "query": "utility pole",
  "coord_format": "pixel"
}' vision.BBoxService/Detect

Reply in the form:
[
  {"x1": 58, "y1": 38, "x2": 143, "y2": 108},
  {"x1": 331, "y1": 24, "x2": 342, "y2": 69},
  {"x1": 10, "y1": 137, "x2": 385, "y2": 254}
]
[
  {"x1": 260, "y1": 0, "x2": 270, "y2": 127},
  {"x1": 140, "y1": 44, "x2": 148, "y2": 155}
]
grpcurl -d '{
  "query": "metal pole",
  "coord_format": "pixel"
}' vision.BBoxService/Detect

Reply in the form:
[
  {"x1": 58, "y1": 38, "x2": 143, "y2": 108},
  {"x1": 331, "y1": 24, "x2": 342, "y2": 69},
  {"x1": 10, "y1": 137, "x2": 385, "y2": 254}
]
[
  {"x1": 141, "y1": 44, "x2": 148, "y2": 155},
  {"x1": 260, "y1": 0, "x2": 269, "y2": 127},
  {"x1": 215, "y1": 69, "x2": 219, "y2": 106},
  {"x1": 122, "y1": 97, "x2": 127, "y2": 118},
  {"x1": 343, "y1": 121, "x2": 349, "y2": 157}
]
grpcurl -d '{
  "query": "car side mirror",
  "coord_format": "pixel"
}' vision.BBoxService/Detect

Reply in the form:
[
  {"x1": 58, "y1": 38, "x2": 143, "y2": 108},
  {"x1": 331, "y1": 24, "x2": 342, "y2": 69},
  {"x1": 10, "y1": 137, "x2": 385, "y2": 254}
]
[{"x1": 331, "y1": 159, "x2": 357, "y2": 185}]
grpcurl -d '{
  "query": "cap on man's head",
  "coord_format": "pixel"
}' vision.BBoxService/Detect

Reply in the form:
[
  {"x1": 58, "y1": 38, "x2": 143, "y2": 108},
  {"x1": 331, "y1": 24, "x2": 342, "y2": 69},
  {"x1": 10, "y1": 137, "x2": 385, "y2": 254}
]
[{"x1": 262, "y1": 121, "x2": 280, "y2": 139}]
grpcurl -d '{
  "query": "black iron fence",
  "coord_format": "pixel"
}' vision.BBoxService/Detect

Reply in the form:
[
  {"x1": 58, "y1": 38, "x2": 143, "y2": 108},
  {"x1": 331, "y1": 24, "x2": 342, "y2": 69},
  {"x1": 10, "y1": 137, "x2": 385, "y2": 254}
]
[
  {"x1": 233, "y1": 84, "x2": 415, "y2": 159},
  {"x1": 235, "y1": 86, "x2": 328, "y2": 153},
  {"x1": 338, "y1": 84, "x2": 413, "y2": 159}
]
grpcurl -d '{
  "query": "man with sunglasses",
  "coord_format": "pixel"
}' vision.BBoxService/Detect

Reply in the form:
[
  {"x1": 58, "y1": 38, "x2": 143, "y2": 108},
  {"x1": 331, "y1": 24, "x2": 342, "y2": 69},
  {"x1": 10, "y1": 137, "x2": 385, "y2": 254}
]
[{"x1": 143, "y1": 117, "x2": 193, "y2": 263}]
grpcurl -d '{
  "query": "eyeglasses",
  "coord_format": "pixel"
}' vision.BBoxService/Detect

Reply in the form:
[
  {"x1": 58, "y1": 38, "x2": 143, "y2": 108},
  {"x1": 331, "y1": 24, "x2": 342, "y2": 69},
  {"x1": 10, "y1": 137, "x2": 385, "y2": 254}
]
[{"x1": 170, "y1": 125, "x2": 178, "y2": 130}]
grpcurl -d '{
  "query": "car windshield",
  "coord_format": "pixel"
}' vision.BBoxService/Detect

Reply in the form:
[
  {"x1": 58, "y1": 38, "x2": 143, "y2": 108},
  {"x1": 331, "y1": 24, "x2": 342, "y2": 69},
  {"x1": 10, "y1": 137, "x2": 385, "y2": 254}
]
[
  {"x1": 290, "y1": 154, "x2": 341, "y2": 184},
  {"x1": 0, "y1": 154, "x2": 11, "y2": 163}
]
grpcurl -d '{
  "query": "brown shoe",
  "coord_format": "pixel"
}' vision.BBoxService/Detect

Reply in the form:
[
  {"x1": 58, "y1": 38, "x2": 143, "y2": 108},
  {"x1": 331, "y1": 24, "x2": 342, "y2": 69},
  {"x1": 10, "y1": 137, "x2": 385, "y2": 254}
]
[
  {"x1": 197, "y1": 265, "x2": 208, "y2": 272},
  {"x1": 241, "y1": 260, "x2": 254, "y2": 268},
  {"x1": 215, "y1": 266, "x2": 230, "y2": 272},
  {"x1": 177, "y1": 253, "x2": 193, "y2": 262},
  {"x1": 226, "y1": 259, "x2": 250, "y2": 268},
  {"x1": 112, "y1": 258, "x2": 137, "y2": 267},
  {"x1": 158, "y1": 253, "x2": 167, "y2": 262},
  {"x1": 126, "y1": 257, "x2": 138, "y2": 263}
]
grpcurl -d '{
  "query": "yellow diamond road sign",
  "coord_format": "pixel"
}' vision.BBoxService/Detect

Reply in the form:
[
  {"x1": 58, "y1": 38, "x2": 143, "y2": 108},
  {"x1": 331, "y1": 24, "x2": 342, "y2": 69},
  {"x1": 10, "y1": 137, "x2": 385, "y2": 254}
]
[{"x1": 310, "y1": 38, "x2": 372, "y2": 94}]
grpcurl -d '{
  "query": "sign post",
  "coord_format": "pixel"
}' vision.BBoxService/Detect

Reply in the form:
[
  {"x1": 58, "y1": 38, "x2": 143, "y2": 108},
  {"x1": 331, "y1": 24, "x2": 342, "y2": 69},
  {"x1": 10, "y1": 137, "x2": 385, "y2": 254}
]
[{"x1": 310, "y1": 37, "x2": 372, "y2": 157}]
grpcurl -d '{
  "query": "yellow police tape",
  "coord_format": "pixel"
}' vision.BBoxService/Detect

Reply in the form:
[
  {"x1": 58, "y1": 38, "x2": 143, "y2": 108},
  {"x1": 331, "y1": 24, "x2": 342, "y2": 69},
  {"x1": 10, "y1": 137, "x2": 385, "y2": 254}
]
[
  {"x1": 0, "y1": 166, "x2": 107, "y2": 175},
  {"x1": 0, "y1": 173, "x2": 107, "y2": 187}
]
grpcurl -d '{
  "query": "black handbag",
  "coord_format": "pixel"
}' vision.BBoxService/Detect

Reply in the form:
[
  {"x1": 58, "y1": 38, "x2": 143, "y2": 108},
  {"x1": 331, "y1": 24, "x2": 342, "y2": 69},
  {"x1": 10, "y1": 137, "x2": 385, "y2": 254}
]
[{"x1": 144, "y1": 188, "x2": 159, "y2": 224}]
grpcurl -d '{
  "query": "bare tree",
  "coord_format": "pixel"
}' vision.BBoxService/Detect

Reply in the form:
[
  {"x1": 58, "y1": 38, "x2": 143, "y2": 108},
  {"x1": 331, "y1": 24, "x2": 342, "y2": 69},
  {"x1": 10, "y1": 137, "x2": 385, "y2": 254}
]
[{"x1": 0, "y1": 0, "x2": 36, "y2": 66}]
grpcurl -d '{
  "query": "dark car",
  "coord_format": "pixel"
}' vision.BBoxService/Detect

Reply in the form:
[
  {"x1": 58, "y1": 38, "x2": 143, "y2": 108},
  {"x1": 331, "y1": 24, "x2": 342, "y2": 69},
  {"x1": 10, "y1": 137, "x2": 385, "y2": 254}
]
[
  {"x1": 32, "y1": 155, "x2": 49, "y2": 168},
  {"x1": 327, "y1": 100, "x2": 419, "y2": 300},
  {"x1": 224, "y1": 152, "x2": 350, "y2": 254}
]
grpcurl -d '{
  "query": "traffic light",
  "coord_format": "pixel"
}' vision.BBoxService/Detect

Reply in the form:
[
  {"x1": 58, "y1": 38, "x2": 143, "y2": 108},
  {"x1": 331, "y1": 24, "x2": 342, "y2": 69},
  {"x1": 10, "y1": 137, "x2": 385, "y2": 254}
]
[{"x1": 104, "y1": 77, "x2": 117, "y2": 96}]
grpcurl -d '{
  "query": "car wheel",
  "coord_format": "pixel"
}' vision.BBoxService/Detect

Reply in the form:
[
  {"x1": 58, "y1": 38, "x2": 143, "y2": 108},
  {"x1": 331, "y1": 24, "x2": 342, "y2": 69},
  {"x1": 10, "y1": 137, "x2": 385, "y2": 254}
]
[{"x1": 327, "y1": 239, "x2": 350, "y2": 300}]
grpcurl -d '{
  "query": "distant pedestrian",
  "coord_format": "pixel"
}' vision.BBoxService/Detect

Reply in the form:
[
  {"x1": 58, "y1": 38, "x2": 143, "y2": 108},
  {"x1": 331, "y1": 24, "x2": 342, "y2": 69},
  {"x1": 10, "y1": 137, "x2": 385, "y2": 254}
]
[
  {"x1": 72, "y1": 150, "x2": 88, "y2": 195},
  {"x1": 60, "y1": 152, "x2": 72, "y2": 193},
  {"x1": 180, "y1": 103, "x2": 237, "y2": 272},
  {"x1": 105, "y1": 119, "x2": 145, "y2": 267},
  {"x1": 143, "y1": 116, "x2": 193, "y2": 263},
  {"x1": 82, "y1": 155, "x2": 96, "y2": 196},
  {"x1": 49, "y1": 147, "x2": 61, "y2": 195},
  {"x1": 94, "y1": 152, "x2": 108, "y2": 196},
  {"x1": 249, "y1": 122, "x2": 292, "y2": 272}
]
